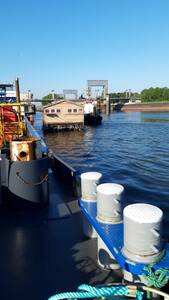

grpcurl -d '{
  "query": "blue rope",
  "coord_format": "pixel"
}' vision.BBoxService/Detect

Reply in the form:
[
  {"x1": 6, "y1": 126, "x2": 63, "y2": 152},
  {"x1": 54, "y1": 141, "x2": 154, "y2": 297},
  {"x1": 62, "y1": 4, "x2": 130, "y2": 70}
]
[{"x1": 48, "y1": 284, "x2": 143, "y2": 300}]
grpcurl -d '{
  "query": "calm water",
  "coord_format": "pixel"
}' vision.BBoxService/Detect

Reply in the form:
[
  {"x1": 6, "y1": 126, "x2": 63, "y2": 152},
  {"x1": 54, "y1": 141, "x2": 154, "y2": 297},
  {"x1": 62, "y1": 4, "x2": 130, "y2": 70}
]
[{"x1": 35, "y1": 111, "x2": 169, "y2": 230}]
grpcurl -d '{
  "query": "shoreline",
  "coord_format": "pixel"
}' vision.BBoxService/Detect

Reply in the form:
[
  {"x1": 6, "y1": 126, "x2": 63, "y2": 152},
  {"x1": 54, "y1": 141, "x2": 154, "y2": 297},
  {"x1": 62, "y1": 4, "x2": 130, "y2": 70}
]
[{"x1": 113, "y1": 102, "x2": 169, "y2": 112}]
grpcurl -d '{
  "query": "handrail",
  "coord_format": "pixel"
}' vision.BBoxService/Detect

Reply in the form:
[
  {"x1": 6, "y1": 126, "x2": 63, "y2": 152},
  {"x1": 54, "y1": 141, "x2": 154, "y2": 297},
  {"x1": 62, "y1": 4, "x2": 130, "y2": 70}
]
[
  {"x1": 25, "y1": 117, "x2": 48, "y2": 155},
  {"x1": 0, "y1": 103, "x2": 25, "y2": 107}
]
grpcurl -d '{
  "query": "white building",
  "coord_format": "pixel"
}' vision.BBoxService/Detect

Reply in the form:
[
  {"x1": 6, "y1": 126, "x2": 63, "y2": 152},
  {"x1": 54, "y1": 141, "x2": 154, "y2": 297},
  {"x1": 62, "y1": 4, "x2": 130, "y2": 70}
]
[{"x1": 6, "y1": 91, "x2": 33, "y2": 101}]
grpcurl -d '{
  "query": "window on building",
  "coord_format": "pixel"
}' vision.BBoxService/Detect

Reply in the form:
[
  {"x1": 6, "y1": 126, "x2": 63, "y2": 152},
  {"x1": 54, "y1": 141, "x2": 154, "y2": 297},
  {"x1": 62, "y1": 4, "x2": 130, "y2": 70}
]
[
  {"x1": 79, "y1": 109, "x2": 83, "y2": 112},
  {"x1": 68, "y1": 109, "x2": 72, "y2": 113},
  {"x1": 51, "y1": 109, "x2": 55, "y2": 113},
  {"x1": 45, "y1": 109, "x2": 49, "y2": 113},
  {"x1": 73, "y1": 109, "x2": 77, "y2": 113},
  {"x1": 56, "y1": 109, "x2": 61, "y2": 113}
]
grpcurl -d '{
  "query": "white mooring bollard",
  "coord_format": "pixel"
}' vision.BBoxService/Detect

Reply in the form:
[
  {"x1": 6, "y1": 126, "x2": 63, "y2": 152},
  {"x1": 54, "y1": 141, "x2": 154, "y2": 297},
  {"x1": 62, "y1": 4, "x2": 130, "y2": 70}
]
[
  {"x1": 122, "y1": 203, "x2": 163, "y2": 284},
  {"x1": 97, "y1": 183, "x2": 124, "y2": 270},
  {"x1": 81, "y1": 172, "x2": 102, "y2": 238}
]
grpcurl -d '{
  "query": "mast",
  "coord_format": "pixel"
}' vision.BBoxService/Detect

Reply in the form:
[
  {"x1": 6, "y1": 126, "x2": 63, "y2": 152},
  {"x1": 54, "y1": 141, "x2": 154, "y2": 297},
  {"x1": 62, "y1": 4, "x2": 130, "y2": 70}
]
[
  {"x1": 15, "y1": 77, "x2": 21, "y2": 104},
  {"x1": 15, "y1": 77, "x2": 22, "y2": 132}
]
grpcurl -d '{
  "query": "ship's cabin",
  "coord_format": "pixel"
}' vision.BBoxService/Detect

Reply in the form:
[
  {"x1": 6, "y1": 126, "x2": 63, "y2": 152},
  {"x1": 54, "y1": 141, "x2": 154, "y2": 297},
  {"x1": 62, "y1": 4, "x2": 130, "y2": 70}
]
[{"x1": 0, "y1": 83, "x2": 16, "y2": 103}]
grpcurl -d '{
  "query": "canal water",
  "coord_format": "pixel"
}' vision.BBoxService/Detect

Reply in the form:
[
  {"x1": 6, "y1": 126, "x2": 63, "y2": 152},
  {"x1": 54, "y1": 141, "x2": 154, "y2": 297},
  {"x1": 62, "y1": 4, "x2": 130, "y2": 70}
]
[{"x1": 35, "y1": 111, "x2": 169, "y2": 234}]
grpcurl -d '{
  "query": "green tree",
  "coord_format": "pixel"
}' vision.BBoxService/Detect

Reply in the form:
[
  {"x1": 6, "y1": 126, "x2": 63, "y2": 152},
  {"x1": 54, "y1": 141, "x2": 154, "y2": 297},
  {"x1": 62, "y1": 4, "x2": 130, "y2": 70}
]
[
  {"x1": 42, "y1": 93, "x2": 64, "y2": 106},
  {"x1": 109, "y1": 91, "x2": 141, "y2": 103},
  {"x1": 141, "y1": 87, "x2": 169, "y2": 102}
]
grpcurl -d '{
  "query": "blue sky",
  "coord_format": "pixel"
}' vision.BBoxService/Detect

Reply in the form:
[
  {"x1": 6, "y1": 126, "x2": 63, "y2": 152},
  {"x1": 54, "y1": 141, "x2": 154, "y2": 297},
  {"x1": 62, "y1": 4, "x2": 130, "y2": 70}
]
[{"x1": 1, "y1": 0, "x2": 169, "y2": 98}]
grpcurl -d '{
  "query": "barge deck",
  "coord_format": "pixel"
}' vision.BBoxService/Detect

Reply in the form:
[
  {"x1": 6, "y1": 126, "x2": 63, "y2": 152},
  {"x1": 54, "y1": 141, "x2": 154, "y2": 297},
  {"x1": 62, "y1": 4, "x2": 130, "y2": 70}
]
[{"x1": 0, "y1": 162, "x2": 119, "y2": 300}]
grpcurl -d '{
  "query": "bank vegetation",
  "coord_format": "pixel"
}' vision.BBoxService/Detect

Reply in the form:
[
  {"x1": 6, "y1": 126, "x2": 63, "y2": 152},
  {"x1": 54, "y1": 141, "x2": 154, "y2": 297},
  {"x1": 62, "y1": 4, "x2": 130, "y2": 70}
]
[{"x1": 110, "y1": 87, "x2": 169, "y2": 103}]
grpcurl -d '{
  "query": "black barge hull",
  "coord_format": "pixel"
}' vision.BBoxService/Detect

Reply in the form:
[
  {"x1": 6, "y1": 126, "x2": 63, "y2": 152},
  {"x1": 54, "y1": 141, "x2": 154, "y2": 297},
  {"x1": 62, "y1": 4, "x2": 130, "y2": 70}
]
[
  {"x1": 84, "y1": 114, "x2": 102, "y2": 125},
  {"x1": 1, "y1": 155, "x2": 50, "y2": 206}
]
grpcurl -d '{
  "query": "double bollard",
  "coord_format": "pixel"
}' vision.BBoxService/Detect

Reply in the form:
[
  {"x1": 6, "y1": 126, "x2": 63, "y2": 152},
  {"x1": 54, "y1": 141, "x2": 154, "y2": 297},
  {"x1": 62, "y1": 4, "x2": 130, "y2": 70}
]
[
  {"x1": 80, "y1": 171, "x2": 164, "y2": 284},
  {"x1": 81, "y1": 172, "x2": 124, "y2": 270},
  {"x1": 81, "y1": 172, "x2": 102, "y2": 238}
]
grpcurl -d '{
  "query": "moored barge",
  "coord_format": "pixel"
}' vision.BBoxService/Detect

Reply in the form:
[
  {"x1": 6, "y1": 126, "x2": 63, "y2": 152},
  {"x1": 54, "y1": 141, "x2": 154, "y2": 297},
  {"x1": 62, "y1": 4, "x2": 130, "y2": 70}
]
[{"x1": 0, "y1": 79, "x2": 49, "y2": 206}]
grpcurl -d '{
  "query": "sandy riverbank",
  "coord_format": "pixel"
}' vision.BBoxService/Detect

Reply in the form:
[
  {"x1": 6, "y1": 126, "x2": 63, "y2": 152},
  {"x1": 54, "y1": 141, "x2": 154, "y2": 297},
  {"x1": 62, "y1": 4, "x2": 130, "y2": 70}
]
[{"x1": 117, "y1": 102, "x2": 169, "y2": 112}]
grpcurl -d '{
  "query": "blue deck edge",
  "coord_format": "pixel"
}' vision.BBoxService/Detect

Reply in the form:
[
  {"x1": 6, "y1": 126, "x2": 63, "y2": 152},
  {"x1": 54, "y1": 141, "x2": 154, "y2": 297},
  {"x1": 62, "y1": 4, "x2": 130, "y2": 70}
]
[{"x1": 79, "y1": 200, "x2": 169, "y2": 276}]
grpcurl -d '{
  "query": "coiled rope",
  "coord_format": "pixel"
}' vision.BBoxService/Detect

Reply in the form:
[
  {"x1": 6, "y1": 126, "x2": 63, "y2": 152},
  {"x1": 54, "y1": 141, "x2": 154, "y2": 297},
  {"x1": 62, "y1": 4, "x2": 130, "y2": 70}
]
[
  {"x1": 48, "y1": 284, "x2": 143, "y2": 300},
  {"x1": 143, "y1": 249, "x2": 169, "y2": 289},
  {"x1": 143, "y1": 265, "x2": 169, "y2": 288}
]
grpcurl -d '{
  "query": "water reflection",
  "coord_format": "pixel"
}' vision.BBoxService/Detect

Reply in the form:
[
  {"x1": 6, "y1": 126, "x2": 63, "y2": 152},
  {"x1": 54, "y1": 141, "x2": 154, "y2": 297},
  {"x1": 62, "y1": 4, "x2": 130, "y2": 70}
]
[
  {"x1": 142, "y1": 118, "x2": 169, "y2": 123},
  {"x1": 141, "y1": 112, "x2": 169, "y2": 123}
]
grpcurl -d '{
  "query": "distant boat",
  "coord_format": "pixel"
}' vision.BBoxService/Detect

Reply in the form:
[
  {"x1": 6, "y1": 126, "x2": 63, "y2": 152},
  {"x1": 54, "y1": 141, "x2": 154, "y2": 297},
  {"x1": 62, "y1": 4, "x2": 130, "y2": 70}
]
[
  {"x1": 84, "y1": 113, "x2": 102, "y2": 125},
  {"x1": 84, "y1": 101, "x2": 102, "y2": 126}
]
